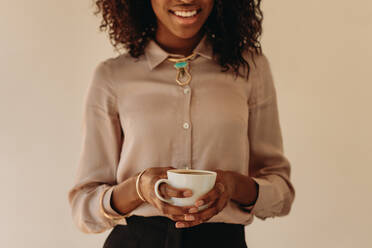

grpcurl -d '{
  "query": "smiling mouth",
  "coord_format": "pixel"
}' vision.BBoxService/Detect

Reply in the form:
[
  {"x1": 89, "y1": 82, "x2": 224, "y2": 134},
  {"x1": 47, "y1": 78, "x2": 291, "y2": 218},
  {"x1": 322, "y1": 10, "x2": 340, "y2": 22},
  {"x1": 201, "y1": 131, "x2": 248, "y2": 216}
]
[{"x1": 169, "y1": 8, "x2": 202, "y2": 18}]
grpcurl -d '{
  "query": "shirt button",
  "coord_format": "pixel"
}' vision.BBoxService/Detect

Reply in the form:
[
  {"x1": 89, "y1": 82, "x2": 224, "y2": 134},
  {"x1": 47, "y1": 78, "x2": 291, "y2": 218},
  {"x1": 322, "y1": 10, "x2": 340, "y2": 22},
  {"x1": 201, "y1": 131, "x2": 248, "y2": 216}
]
[
  {"x1": 183, "y1": 87, "x2": 190, "y2": 94},
  {"x1": 183, "y1": 122, "x2": 190, "y2": 129}
]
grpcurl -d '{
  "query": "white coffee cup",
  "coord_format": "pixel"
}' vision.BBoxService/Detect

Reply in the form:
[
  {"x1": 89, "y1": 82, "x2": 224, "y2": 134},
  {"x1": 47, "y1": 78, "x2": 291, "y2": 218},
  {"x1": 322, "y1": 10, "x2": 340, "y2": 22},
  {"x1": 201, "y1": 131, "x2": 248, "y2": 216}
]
[{"x1": 154, "y1": 169, "x2": 217, "y2": 210}]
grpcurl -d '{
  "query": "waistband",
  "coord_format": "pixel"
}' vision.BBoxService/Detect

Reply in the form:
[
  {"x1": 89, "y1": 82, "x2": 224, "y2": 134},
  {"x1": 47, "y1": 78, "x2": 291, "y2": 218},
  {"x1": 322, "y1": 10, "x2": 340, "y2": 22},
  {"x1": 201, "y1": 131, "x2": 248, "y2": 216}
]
[{"x1": 125, "y1": 215, "x2": 247, "y2": 248}]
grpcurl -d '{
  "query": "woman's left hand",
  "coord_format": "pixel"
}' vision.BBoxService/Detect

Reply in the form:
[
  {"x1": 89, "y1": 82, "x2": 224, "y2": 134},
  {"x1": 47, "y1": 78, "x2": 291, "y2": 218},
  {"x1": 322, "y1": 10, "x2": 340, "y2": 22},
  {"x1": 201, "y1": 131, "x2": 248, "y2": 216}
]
[{"x1": 173, "y1": 169, "x2": 236, "y2": 228}]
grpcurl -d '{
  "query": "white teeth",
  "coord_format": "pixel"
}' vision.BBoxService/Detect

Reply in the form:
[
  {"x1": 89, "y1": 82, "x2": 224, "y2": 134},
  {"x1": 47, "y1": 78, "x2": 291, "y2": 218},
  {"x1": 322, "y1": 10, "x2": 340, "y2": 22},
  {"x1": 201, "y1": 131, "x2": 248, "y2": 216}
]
[{"x1": 174, "y1": 10, "x2": 198, "y2": 17}]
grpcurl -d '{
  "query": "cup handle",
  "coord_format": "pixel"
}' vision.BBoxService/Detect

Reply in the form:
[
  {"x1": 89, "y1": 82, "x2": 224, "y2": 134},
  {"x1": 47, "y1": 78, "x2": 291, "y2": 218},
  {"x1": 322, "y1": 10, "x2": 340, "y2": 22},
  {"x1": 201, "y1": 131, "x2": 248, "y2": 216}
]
[{"x1": 154, "y1": 179, "x2": 173, "y2": 204}]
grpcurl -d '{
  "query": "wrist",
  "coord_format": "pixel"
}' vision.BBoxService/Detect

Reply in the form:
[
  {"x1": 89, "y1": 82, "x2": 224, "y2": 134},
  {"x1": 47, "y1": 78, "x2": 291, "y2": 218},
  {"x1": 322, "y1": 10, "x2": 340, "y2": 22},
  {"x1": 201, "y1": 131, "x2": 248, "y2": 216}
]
[
  {"x1": 112, "y1": 176, "x2": 143, "y2": 214},
  {"x1": 240, "y1": 178, "x2": 259, "y2": 206},
  {"x1": 100, "y1": 186, "x2": 129, "y2": 220},
  {"x1": 228, "y1": 172, "x2": 258, "y2": 206},
  {"x1": 111, "y1": 184, "x2": 126, "y2": 214},
  {"x1": 222, "y1": 170, "x2": 238, "y2": 198},
  {"x1": 110, "y1": 187, "x2": 126, "y2": 215}
]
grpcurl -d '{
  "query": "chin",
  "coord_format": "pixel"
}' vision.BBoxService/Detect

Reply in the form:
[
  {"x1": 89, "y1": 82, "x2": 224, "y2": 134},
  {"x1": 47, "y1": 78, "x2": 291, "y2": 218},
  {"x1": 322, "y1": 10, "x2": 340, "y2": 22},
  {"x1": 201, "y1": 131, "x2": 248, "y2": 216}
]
[{"x1": 172, "y1": 30, "x2": 202, "y2": 40}]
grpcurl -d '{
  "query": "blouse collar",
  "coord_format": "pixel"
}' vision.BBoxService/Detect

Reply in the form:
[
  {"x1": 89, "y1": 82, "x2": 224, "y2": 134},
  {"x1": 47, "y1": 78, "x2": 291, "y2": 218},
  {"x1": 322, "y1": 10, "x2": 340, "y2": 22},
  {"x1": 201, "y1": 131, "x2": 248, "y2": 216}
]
[{"x1": 144, "y1": 34, "x2": 213, "y2": 70}]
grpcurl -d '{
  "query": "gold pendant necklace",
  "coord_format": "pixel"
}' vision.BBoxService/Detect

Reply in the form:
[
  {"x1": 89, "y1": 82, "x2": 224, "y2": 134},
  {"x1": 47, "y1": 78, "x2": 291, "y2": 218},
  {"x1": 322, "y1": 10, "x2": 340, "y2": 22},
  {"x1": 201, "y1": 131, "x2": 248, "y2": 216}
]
[{"x1": 167, "y1": 53, "x2": 197, "y2": 86}]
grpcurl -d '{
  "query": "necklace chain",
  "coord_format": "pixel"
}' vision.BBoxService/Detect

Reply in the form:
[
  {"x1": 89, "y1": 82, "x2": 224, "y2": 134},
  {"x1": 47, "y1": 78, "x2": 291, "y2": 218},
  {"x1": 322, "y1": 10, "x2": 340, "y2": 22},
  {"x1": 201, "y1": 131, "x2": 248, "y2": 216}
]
[{"x1": 167, "y1": 53, "x2": 197, "y2": 63}]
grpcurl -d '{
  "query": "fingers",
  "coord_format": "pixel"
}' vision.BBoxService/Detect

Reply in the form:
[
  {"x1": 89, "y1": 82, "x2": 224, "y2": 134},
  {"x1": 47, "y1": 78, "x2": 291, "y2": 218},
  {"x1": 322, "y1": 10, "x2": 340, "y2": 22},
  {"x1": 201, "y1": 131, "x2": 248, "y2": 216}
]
[
  {"x1": 166, "y1": 203, "x2": 223, "y2": 228},
  {"x1": 176, "y1": 220, "x2": 203, "y2": 228},
  {"x1": 176, "y1": 191, "x2": 229, "y2": 229},
  {"x1": 190, "y1": 203, "x2": 219, "y2": 224},
  {"x1": 192, "y1": 182, "x2": 225, "y2": 208},
  {"x1": 156, "y1": 182, "x2": 228, "y2": 229},
  {"x1": 156, "y1": 200, "x2": 194, "y2": 215},
  {"x1": 188, "y1": 199, "x2": 215, "y2": 214},
  {"x1": 165, "y1": 214, "x2": 197, "y2": 222},
  {"x1": 159, "y1": 183, "x2": 193, "y2": 199}
]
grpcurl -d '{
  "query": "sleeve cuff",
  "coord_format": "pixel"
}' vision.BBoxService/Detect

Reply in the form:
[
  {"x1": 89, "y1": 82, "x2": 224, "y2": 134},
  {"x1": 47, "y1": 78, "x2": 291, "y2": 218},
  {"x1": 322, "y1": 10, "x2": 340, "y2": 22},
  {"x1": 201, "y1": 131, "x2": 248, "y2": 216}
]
[
  {"x1": 249, "y1": 177, "x2": 284, "y2": 220},
  {"x1": 102, "y1": 186, "x2": 128, "y2": 225}
]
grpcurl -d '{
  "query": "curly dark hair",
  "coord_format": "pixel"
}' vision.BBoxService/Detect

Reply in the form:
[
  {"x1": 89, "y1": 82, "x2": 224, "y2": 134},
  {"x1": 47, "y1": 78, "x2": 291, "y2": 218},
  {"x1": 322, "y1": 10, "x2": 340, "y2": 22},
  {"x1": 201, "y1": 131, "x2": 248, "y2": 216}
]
[{"x1": 93, "y1": 0, "x2": 264, "y2": 79}]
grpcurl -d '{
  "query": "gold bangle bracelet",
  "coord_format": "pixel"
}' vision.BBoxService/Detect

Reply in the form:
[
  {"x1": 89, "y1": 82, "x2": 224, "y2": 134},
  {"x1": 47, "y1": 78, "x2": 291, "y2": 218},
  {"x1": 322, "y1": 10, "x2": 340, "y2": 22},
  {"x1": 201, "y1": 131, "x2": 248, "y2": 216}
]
[
  {"x1": 136, "y1": 169, "x2": 147, "y2": 202},
  {"x1": 99, "y1": 186, "x2": 130, "y2": 220}
]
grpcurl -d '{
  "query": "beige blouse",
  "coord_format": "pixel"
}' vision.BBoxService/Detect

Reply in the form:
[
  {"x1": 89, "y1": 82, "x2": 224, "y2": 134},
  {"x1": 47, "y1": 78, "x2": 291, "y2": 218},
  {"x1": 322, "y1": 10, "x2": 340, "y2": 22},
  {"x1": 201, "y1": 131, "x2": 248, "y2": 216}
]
[{"x1": 68, "y1": 34, "x2": 295, "y2": 233}]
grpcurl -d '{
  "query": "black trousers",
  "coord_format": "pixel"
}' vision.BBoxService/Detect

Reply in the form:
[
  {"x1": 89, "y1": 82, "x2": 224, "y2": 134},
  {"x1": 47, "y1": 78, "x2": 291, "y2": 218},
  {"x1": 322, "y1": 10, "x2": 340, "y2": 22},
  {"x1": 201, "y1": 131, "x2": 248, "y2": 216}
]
[{"x1": 103, "y1": 215, "x2": 248, "y2": 248}]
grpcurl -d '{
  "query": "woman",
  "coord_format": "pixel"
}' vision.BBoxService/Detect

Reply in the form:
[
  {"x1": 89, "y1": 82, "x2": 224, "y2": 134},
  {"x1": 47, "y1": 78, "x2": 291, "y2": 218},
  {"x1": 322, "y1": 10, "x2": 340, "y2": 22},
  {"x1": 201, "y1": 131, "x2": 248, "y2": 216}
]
[{"x1": 68, "y1": 0, "x2": 295, "y2": 247}]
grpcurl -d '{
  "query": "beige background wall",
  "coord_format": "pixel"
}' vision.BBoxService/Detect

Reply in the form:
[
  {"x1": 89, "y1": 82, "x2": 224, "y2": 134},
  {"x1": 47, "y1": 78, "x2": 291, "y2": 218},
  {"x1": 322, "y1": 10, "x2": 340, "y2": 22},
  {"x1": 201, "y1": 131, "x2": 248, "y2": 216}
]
[{"x1": 1, "y1": 0, "x2": 371, "y2": 247}]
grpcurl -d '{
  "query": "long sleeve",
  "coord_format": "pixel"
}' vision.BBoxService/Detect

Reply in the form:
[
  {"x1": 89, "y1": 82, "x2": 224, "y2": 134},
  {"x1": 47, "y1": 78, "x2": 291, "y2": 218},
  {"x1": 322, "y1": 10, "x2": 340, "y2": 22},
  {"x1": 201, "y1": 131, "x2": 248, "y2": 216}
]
[
  {"x1": 244, "y1": 53, "x2": 295, "y2": 220},
  {"x1": 68, "y1": 61, "x2": 126, "y2": 233}
]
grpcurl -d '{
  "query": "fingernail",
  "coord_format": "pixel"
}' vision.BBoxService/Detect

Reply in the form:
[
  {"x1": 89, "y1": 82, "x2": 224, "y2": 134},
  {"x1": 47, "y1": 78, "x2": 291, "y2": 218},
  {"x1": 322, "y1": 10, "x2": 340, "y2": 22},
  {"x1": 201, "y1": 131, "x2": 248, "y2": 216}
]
[
  {"x1": 176, "y1": 222, "x2": 185, "y2": 228},
  {"x1": 189, "y1": 208, "x2": 198, "y2": 213},
  {"x1": 195, "y1": 200, "x2": 204, "y2": 207},
  {"x1": 183, "y1": 190, "x2": 193, "y2": 197},
  {"x1": 184, "y1": 215, "x2": 195, "y2": 221}
]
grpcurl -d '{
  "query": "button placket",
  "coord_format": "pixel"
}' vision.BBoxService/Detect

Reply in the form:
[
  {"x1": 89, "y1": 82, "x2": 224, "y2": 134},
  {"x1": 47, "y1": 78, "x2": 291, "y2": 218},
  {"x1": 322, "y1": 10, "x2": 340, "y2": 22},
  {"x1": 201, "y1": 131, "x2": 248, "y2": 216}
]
[
  {"x1": 182, "y1": 85, "x2": 192, "y2": 169},
  {"x1": 183, "y1": 86, "x2": 190, "y2": 94},
  {"x1": 183, "y1": 122, "x2": 190, "y2": 129}
]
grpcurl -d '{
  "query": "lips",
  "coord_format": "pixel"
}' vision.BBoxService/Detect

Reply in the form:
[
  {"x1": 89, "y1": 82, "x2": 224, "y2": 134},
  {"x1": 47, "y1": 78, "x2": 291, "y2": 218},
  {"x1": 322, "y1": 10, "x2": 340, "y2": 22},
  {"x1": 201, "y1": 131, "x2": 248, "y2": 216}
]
[
  {"x1": 169, "y1": 8, "x2": 202, "y2": 16},
  {"x1": 167, "y1": 6, "x2": 202, "y2": 26}
]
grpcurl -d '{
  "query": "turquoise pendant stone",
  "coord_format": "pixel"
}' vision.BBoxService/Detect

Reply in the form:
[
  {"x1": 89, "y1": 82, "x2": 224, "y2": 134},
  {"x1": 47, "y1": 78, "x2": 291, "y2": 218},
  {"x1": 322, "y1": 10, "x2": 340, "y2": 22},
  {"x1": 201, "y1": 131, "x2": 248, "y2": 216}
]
[{"x1": 174, "y1": 61, "x2": 188, "y2": 69}]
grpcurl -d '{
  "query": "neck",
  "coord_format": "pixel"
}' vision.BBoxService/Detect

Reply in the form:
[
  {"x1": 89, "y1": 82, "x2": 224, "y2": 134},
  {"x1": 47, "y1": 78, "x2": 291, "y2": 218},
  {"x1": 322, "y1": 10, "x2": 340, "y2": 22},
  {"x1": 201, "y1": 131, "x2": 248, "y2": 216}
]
[{"x1": 154, "y1": 29, "x2": 204, "y2": 57}]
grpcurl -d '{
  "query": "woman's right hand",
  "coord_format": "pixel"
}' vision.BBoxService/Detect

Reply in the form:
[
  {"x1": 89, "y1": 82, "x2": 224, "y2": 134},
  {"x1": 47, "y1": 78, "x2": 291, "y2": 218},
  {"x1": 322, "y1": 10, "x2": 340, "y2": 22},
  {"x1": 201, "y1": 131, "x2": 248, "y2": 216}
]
[{"x1": 139, "y1": 167, "x2": 196, "y2": 222}]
